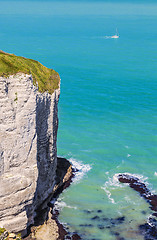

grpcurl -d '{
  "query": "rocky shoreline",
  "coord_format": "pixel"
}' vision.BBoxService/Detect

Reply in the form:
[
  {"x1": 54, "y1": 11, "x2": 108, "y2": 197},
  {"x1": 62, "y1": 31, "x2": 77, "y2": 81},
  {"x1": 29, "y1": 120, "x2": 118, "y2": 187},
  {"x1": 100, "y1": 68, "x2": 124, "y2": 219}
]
[
  {"x1": 28, "y1": 172, "x2": 157, "y2": 240},
  {"x1": 23, "y1": 157, "x2": 81, "y2": 240},
  {"x1": 117, "y1": 173, "x2": 157, "y2": 214},
  {"x1": 117, "y1": 173, "x2": 157, "y2": 240},
  {"x1": 2, "y1": 170, "x2": 157, "y2": 240}
]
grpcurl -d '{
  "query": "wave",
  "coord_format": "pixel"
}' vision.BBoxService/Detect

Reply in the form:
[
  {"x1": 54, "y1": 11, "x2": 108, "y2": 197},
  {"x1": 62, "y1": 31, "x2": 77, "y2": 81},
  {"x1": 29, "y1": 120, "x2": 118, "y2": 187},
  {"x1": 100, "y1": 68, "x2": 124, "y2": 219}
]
[
  {"x1": 54, "y1": 199, "x2": 77, "y2": 211},
  {"x1": 101, "y1": 173, "x2": 122, "y2": 204},
  {"x1": 69, "y1": 157, "x2": 92, "y2": 183},
  {"x1": 102, "y1": 172, "x2": 149, "y2": 204},
  {"x1": 51, "y1": 156, "x2": 91, "y2": 211},
  {"x1": 114, "y1": 172, "x2": 148, "y2": 183}
]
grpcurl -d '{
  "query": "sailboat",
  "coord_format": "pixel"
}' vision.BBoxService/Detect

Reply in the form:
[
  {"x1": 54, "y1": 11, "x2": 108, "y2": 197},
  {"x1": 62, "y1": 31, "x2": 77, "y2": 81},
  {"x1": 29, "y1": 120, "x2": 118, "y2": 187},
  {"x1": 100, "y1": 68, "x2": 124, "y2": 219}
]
[{"x1": 111, "y1": 29, "x2": 119, "y2": 39}]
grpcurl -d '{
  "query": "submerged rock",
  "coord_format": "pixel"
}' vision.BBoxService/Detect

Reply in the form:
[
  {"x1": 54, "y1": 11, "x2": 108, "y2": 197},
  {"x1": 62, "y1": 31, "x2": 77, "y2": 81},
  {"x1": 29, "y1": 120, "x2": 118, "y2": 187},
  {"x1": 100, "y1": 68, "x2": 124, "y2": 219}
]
[
  {"x1": 117, "y1": 173, "x2": 157, "y2": 239},
  {"x1": 97, "y1": 210, "x2": 102, "y2": 213},
  {"x1": 91, "y1": 216, "x2": 100, "y2": 220},
  {"x1": 97, "y1": 224, "x2": 105, "y2": 230},
  {"x1": 79, "y1": 224, "x2": 93, "y2": 227},
  {"x1": 72, "y1": 233, "x2": 81, "y2": 240},
  {"x1": 83, "y1": 210, "x2": 93, "y2": 214},
  {"x1": 139, "y1": 221, "x2": 157, "y2": 240}
]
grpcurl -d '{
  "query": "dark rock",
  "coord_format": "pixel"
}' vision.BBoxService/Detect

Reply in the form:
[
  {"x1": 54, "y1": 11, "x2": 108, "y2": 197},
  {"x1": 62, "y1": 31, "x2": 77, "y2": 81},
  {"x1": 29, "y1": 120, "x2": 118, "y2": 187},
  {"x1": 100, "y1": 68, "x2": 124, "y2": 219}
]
[
  {"x1": 139, "y1": 222, "x2": 157, "y2": 239},
  {"x1": 83, "y1": 210, "x2": 92, "y2": 214},
  {"x1": 110, "y1": 231, "x2": 121, "y2": 237},
  {"x1": 79, "y1": 224, "x2": 93, "y2": 227},
  {"x1": 117, "y1": 174, "x2": 157, "y2": 239},
  {"x1": 97, "y1": 224, "x2": 104, "y2": 230},
  {"x1": 149, "y1": 217, "x2": 157, "y2": 227},
  {"x1": 110, "y1": 219, "x2": 116, "y2": 225},
  {"x1": 72, "y1": 233, "x2": 81, "y2": 240},
  {"x1": 97, "y1": 210, "x2": 102, "y2": 213},
  {"x1": 116, "y1": 216, "x2": 125, "y2": 223},
  {"x1": 91, "y1": 239, "x2": 100, "y2": 240},
  {"x1": 72, "y1": 167, "x2": 79, "y2": 173},
  {"x1": 56, "y1": 220, "x2": 68, "y2": 240},
  {"x1": 110, "y1": 217, "x2": 125, "y2": 225},
  {"x1": 91, "y1": 216, "x2": 100, "y2": 220},
  {"x1": 141, "y1": 211, "x2": 147, "y2": 215},
  {"x1": 117, "y1": 173, "x2": 150, "y2": 196},
  {"x1": 148, "y1": 195, "x2": 157, "y2": 211},
  {"x1": 117, "y1": 173, "x2": 157, "y2": 214},
  {"x1": 106, "y1": 226, "x2": 111, "y2": 229},
  {"x1": 139, "y1": 223, "x2": 150, "y2": 231}
]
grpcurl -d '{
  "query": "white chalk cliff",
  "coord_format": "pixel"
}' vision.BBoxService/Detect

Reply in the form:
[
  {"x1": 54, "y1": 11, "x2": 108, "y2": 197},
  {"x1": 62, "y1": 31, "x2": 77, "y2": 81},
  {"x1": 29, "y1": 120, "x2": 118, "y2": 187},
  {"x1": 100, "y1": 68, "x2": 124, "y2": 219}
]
[{"x1": 0, "y1": 72, "x2": 60, "y2": 234}]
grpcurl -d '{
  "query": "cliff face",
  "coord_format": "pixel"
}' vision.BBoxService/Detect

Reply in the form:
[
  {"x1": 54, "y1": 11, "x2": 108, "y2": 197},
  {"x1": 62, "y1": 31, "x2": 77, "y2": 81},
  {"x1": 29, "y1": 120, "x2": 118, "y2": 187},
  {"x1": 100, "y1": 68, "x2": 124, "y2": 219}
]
[{"x1": 0, "y1": 72, "x2": 60, "y2": 233}]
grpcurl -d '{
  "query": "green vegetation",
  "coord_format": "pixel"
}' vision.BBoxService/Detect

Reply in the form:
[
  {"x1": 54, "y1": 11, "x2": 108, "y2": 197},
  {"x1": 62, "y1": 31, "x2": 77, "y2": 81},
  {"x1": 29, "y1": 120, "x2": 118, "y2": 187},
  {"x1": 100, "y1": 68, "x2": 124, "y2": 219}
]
[
  {"x1": 0, "y1": 227, "x2": 6, "y2": 235},
  {"x1": 0, "y1": 50, "x2": 60, "y2": 94},
  {"x1": 14, "y1": 92, "x2": 18, "y2": 102},
  {"x1": 16, "y1": 233, "x2": 22, "y2": 240},
  {"x1": 0, "y1": 228, "x2": 22, "y2": 239}
]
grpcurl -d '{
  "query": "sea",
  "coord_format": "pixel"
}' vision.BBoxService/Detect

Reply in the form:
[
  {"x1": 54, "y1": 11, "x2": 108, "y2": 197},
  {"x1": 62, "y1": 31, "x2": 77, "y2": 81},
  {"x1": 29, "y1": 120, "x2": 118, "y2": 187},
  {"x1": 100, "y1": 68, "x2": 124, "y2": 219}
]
[{"x1": 1, "y1": 1, "x2": 157, "y2": 239}]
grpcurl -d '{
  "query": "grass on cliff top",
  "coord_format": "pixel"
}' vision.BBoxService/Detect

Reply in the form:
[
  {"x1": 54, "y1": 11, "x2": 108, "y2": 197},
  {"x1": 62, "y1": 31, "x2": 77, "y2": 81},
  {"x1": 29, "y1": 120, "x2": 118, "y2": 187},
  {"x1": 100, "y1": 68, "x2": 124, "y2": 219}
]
[
  {"x1": 0, "y1": 50, "x2": 60, "y2": 94},
  {"x1": 0, "y1": 227, "x2": 5, "y2": 235}
]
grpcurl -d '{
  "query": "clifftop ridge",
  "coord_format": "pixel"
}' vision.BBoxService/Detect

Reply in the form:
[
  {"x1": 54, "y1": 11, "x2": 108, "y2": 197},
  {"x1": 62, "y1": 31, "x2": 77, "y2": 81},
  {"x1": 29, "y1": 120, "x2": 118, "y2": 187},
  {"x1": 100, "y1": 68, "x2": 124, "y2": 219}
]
[{"x1": 0, "y1": 50, "x2": 60, "y2": 94}]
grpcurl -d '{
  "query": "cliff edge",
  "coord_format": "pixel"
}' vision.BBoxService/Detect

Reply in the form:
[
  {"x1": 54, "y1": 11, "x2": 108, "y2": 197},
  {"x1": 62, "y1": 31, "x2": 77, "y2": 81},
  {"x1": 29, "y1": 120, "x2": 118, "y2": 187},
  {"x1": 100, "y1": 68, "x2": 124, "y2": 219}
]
[{"x1": 0, "y1": 51, "x2": 62, "y2": 235}]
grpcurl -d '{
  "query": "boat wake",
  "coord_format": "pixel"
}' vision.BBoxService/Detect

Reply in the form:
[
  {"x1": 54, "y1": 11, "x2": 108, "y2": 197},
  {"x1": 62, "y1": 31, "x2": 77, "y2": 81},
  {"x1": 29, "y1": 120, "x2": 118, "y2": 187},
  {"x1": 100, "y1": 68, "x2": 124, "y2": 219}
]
[
  {"x1": 104, "y1": 29, "x2": 119, "y2": 39},
  {"x1": 103, "y1": 35, "x2": 119, "y2": 39}
]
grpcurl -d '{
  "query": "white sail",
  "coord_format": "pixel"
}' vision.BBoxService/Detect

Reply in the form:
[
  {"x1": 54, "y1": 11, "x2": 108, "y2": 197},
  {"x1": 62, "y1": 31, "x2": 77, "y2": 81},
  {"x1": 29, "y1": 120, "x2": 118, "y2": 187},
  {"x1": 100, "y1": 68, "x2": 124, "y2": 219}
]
[{"x1": 111, "y1": 28, "x2": 119, "y2": 38}]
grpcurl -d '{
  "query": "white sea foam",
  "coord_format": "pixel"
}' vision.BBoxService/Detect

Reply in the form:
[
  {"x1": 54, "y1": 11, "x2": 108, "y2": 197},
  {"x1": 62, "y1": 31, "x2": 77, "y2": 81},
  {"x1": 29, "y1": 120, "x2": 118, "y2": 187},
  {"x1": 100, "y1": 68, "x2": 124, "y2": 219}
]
[
  {"x1": 69, "y1": 157, "x2": 92, "y2": 183},
  {"x1": 127, "y1": 154, "x2": 131, "y2": 158},
  {"x1": 114, "y1": 172, "x2": 148, "y2": 183},
  {"x1": 147, "y1": 215, "x2": 157, "y2": 227},
  {"x1": 51, "y1": 157, "x2": 91, "y2": 211},
  {"x1": 101, "y1": 174, "x2": 121, "y2": 204},
  {"x1": 57, "y1": 155, "x2": 91, "y2": 184},
  {"x1": 102, "y1": 172, "x2": 149, "y2": 204},
  {"x1": 54, "y1": 200, "x2": 77, "y2": 211},
  {"x1": 103, "y1": 187, "x2": 115, "y2": 204}
]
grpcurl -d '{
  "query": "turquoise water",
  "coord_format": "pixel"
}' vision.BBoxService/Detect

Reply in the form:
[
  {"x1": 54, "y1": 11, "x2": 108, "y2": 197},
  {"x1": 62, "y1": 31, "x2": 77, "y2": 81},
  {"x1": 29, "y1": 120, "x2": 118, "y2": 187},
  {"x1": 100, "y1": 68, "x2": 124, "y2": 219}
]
[{"x1": 1, "y1": 1, "x2": 157, "y2": 239}]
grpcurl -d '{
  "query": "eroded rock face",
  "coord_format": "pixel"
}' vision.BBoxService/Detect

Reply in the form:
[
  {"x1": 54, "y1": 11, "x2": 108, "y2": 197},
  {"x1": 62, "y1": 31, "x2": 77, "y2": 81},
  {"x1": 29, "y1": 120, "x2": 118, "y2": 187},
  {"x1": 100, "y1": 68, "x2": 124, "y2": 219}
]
[{"x1": 0, "y1": 73, "x2": 60, "y2": 233}]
